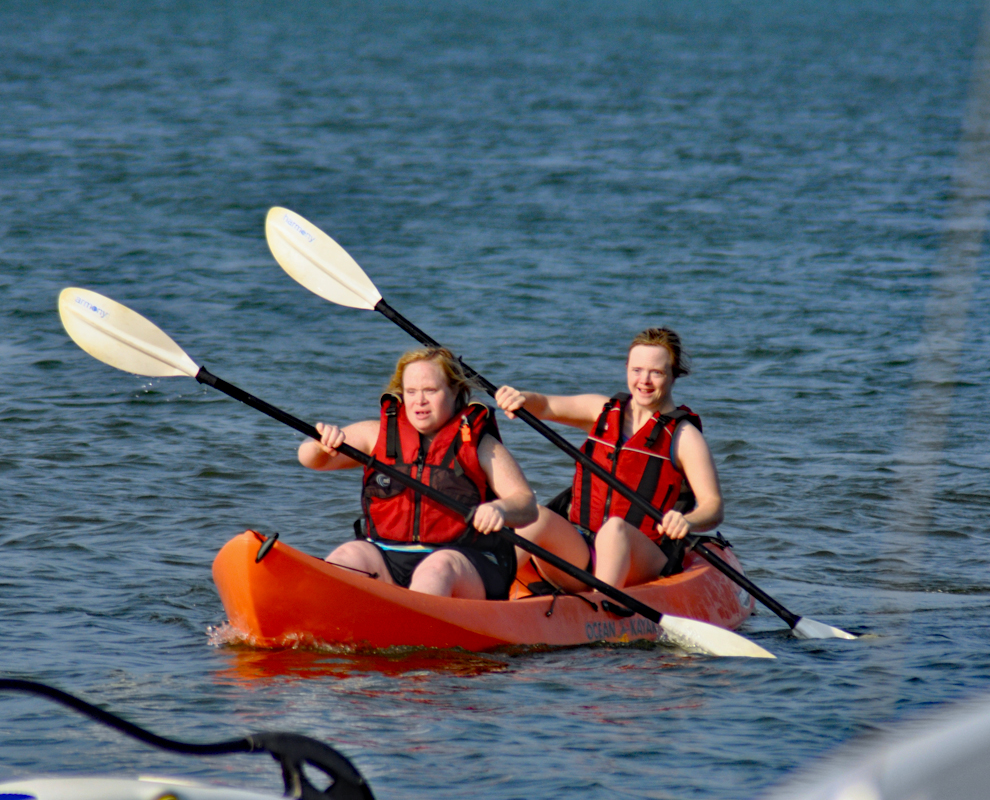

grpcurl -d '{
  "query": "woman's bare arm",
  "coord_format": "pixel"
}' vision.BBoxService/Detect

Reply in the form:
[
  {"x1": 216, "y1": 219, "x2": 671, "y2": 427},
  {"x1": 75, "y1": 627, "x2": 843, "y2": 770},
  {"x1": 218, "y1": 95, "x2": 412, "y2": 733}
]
[
  {"x1": 297, "y1": 419, "x2": 380, "y2": 471},
  {"x1": 470, "y1": 433, "x2": 538, "y2": 533},
  {"x1": 662, "y1": 422, "x2": 724, "y2": 537},
  {"x1": 494, "y1": 386, "x2": 608, "y2": 433}
]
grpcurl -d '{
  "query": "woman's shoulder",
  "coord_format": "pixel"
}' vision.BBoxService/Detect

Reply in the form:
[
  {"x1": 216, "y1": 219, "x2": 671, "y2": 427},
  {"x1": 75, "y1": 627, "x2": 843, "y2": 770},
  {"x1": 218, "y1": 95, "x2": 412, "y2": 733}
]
[
  {"x1": 346, "y1": 418, "x2": 382, "y2": 452},
  {"x1": 669, "y1": 414, "x2": 709, "y2": 456},
  {"x1": 670, "y1": 405, "x2": 702, "y2": 429}
]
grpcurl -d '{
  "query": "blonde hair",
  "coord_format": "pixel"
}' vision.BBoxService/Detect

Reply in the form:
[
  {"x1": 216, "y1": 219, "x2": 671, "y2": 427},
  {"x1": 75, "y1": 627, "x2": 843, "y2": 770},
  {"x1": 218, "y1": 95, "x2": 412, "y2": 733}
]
[
  {"x1": 628, "y1": 327, "x2": 690, "y2": 378},
  {"x1": 385, "y1": 347, "x2": 476, "y2": 410}
]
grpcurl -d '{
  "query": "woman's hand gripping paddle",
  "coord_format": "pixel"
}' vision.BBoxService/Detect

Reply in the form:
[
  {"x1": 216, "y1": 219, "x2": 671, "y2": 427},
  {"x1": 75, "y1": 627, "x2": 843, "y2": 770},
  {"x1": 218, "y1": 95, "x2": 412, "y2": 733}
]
[
  {"x1": 265, "y1": 207, "x2": 857, "y2": 642},
  {"x1": 57, "y1": 287, "x2": 775, "y2": 659}
]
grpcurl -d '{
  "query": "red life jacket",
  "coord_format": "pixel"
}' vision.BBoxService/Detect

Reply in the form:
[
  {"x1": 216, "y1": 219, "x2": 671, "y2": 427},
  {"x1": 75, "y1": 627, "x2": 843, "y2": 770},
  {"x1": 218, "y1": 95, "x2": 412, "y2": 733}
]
[
  {"x1": 570, "y1": 393, "x2": 702, "y2": 544},
  {"x1": 361, "y1": 394, "x2": 499, "y2": 546}
]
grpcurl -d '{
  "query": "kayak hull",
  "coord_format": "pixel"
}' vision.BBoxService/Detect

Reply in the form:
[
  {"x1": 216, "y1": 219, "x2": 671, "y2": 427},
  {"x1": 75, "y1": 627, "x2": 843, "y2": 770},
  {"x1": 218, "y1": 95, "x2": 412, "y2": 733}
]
[{"x1": 212, "y1": 531, "x2": 756, "y2": 651}]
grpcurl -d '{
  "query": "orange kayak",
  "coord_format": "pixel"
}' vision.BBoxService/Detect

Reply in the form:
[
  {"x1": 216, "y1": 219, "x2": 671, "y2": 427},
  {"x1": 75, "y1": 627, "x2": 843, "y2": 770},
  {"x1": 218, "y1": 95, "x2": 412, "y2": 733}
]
[{"x1": 212, "y1": 530, "x2": 756, "y2": 651}]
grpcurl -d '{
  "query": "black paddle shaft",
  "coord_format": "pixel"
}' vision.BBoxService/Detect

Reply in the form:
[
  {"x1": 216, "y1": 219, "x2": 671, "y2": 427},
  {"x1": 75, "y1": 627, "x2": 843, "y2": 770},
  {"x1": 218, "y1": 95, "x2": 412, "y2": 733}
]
[
  {"x1": 193, "y1": 367, "x2": 668, "y2": 625},
  {"x1": 373, "y1": 299, "x2": 802, "y2": 629}
]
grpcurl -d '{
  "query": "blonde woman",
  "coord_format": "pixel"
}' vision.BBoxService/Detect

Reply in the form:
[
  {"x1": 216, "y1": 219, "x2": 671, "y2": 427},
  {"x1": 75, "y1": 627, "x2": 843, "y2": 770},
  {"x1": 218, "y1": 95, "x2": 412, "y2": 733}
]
[{"x1": 300, "y1": 347, "x2": 537, "y2": 600}]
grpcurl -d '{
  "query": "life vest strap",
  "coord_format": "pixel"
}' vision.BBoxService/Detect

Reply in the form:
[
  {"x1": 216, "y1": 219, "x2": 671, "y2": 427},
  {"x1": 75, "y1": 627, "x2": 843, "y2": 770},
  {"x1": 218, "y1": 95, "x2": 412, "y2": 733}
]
[
  {"x1": 578, "y1": 393, "x2": 624, "y2": 529},
  {"x1": 381, "y1": 393, "x2": 401, "y2": 461},
  {"x1": 438, "y1": 403, "x2": 490, "y2": 470}
]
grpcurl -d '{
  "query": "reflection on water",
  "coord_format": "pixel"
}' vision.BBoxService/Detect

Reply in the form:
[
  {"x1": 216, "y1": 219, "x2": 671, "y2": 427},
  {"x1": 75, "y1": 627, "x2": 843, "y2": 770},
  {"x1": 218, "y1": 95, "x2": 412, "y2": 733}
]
[
  {"x1": 208, "y1": 619, "x2": 698, "y2": 682},
  {"x1": 214, "y1": 640, "x2": 513, "y2": 683}
]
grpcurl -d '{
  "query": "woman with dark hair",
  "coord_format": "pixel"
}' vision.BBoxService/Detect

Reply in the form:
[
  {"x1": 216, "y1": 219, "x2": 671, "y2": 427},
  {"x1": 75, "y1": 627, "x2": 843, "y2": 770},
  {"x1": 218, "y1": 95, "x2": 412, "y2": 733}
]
[
  {"x1": 299, "y1": 347, "x2": 537, "y2": 600},
  {"x1": 495, "y1": 327, "x2": 723, "y2": 590}
]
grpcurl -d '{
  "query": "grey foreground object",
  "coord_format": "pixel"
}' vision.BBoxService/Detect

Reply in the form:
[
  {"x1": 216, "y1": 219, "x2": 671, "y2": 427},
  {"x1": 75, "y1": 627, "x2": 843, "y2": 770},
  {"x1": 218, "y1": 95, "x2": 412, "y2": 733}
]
[{"x1": 763, "y1": 694, "x2": 990, "y2": 800}]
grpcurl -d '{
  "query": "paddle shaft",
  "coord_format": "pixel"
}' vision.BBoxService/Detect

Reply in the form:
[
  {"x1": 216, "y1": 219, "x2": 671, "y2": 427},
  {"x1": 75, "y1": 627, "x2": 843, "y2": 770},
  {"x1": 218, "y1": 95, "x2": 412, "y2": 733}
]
[
  {"x1": 194, "y1": 366, "x2": 671, "y2": 625},
  {"x1": 373, "y1": 299, "x2": 803, "y2": 629}
]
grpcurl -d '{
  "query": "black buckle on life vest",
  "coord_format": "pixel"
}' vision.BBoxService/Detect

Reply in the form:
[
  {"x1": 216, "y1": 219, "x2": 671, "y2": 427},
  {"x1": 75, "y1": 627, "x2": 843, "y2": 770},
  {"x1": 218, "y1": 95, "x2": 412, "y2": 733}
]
[
  {"x1": 645, "y1": 416, "x2": 668, "y2": 448},
  {"x1": 645, "y1": 408, "x2": 689, "y2": 448}
]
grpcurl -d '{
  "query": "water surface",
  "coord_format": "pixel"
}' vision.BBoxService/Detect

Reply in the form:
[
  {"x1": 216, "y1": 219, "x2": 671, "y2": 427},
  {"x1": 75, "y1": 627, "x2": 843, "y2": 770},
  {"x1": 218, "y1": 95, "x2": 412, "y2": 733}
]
[{"x1": 1, "y1": 1, "x2": 989, "y2": 798}]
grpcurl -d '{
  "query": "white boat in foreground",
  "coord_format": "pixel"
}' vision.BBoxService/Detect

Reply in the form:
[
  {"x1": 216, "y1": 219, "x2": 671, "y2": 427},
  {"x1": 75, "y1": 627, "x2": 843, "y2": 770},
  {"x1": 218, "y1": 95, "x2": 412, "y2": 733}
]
[
  {"x1": 764, "y1": 693, "x2": 990, "y2": 800},
  {"x1": 0, "y1": 776, "x2": 282, "y2": 800}
]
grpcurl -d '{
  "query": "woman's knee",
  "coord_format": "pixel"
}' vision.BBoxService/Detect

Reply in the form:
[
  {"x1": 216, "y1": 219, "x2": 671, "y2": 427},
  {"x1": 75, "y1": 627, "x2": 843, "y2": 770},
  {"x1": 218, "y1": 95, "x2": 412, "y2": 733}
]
[
  {"x1": 595, "y1": 517, "x2": 636, "y2": 547},
  {"x1": 411, "y1": 550, "x2": 484, "y2": 598},
  {"x1": 325, "y1": 541, "x2": 386, "y2": 576},
  {"x1": 416, "y1": 549, "x2": 471, "y2": 579},
  {"x1": 595, "y1": 518, "x2": 667, "y2": 585}
]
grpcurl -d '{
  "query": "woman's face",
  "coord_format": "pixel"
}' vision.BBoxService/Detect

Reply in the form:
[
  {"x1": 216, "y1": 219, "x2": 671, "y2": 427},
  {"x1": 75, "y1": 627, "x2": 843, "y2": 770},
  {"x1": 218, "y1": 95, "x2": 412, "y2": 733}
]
[
  {"x1": 626, "y1": 345, "x2": 675, "y2": 410},
  {"x1": 402, "y1": 359, "x2": 457, "y2": 436}
]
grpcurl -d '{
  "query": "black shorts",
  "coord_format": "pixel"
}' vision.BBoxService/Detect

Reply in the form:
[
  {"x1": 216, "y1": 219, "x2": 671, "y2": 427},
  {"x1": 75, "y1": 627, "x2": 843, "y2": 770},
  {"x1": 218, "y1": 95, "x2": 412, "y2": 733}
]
[
  {"x1": 574, "y1": 524, "x2": 597, "y2": 571},
  {"x1": 370, "y1": 541, "x2": 517, "y2": 600}
]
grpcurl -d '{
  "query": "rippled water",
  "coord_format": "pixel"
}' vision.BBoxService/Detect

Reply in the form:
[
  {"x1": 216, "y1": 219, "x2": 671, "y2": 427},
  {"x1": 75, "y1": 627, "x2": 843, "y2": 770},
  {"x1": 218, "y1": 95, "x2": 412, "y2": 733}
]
[{"x1": 2, "y1": 1, "x2": 989, "y2": 798}]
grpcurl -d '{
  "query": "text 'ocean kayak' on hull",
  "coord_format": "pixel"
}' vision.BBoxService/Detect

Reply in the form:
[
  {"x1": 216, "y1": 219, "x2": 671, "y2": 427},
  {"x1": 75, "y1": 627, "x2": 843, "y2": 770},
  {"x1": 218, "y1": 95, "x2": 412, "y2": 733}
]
[{"x1": 212, "y1": 530, "x2": 756, "y2": 651}]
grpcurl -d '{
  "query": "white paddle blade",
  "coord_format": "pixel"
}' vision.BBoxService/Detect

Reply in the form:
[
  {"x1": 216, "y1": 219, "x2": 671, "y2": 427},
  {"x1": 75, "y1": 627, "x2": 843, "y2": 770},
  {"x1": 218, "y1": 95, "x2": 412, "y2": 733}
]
[
  {"x1": 58, "y1": 288, "x2": 200, "y2": 378},
  {"x1": 658, "y1": 615, "x2": 776, "y2": 659},
  {"x1": 792, "y1": 616, "x2": 857, "y2": 640},
  {"x1": 266, "y1": 207, "x2": 383, "y2": 311}
]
